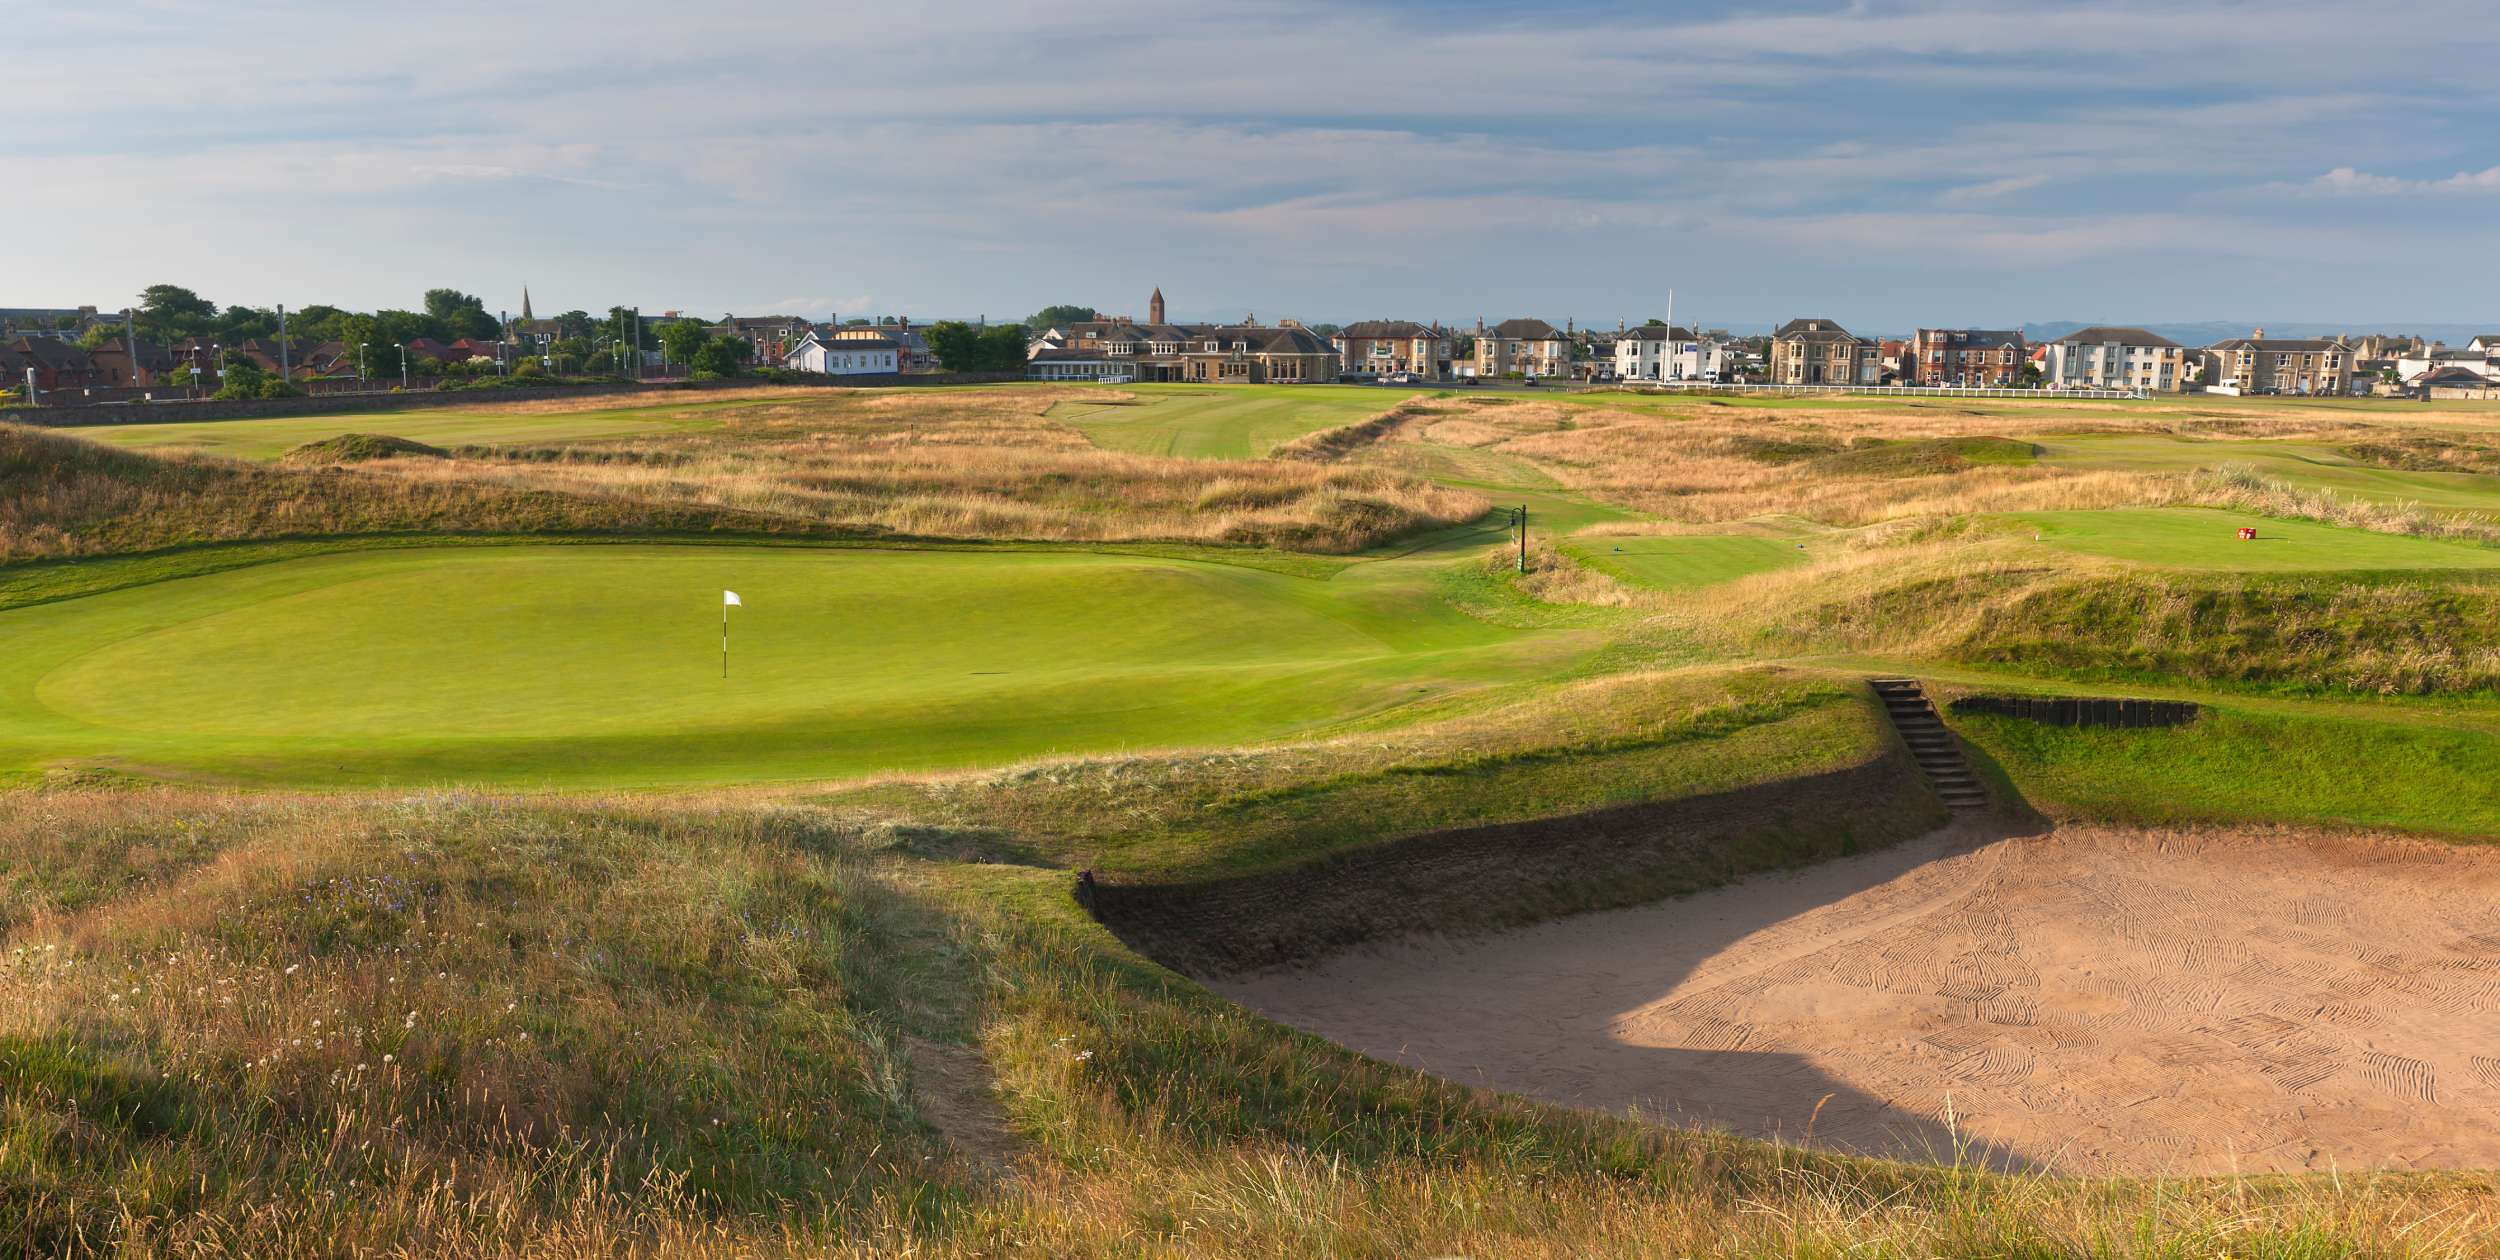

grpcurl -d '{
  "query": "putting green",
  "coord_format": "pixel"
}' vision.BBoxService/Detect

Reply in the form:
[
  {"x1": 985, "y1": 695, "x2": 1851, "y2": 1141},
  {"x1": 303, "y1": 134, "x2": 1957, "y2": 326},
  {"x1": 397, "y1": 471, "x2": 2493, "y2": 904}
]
[
  {"x1": 0, "y1": 544, "x2": 1589, "y2": 787},
  {"x1": 66, "y1": 400, "x2": 733, "y2": 461},
  {"x1": 1562, "y1": 535, "x2": 1809, "y2": 591},
  {"x1": 2013, "y1": 508, "x2": 2500, "y2": 572},
  {"x1": 1053, "y1": 385, "x2": 1393, "y2": 459}
]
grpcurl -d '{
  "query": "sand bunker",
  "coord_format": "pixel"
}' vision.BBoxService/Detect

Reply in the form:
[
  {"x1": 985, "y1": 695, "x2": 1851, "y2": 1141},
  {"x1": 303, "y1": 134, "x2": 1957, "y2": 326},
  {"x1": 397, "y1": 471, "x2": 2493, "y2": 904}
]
[{"x1": 1217, "y1": 824, "x2": 2500, "y2": 1175}]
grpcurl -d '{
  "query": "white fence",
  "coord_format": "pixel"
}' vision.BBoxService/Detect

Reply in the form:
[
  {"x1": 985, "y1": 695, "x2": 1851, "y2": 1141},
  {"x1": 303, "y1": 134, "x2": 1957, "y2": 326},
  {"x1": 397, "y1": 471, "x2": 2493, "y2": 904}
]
[{"x1": 1605, "y1": 381, "x2": 2149, "y2": 401}]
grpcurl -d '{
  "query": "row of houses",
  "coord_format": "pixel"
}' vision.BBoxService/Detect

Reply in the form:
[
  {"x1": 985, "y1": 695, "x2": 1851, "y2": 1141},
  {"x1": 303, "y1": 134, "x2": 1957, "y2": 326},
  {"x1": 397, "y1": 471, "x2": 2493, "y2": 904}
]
[{"x1": 1020, "y1": 291, "x2": 2500, "y2": 398}]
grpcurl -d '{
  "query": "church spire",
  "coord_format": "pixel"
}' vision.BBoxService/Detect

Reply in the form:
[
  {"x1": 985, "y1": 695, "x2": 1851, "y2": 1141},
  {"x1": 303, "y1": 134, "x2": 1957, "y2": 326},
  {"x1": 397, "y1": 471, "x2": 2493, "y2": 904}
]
[
  {"x1": 521, "y1": 285, "x2": 534, "y2": 321},
  {"x1": 1149, "y1": 286, "x2": 1164, "y2": 325}
]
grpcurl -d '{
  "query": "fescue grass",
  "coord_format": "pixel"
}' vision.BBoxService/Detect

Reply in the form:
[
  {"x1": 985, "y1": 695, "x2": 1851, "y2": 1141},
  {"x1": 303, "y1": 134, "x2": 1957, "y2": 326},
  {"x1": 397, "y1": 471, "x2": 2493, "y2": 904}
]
[
  {"x1": 23, "y1": 380, "x2": 2500, "y2": 1253},
  {"x1": 372, "y1": 388, "x2": 1486, "y2": 554},
  {"x1": 6, "y1": 789, "x2": 2496, "y2": 1258}
]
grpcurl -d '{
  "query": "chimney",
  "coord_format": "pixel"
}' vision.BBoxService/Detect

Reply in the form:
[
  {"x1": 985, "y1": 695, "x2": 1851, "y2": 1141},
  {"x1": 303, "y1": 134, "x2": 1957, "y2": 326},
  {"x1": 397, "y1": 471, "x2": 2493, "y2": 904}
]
[{"x1": 2253, "y1": 328, "x2": 2265, "y2": 339}]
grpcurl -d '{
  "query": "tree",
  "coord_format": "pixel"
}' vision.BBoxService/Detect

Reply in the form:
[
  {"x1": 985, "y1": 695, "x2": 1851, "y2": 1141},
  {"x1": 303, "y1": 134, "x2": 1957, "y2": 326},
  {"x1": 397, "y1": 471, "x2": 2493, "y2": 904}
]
[
  {"x1": 424, "y1": 288, "x2": 501, "y2": 340},
  {"x1": 924, "y1": 320, "x2": 984, "y2": 371},
  {"x1": 138, "y1": 285, "x2": 218, "y2": 340},
  {"x1": 289, "y1": 304, "x2": 352, "y2": 343},
  {"x1": 976, "y1": 325, "x2": 1029, "y2": 371},
  {"x1": 843, "y1": 318, "x2": 872, "y2": 327},
  {"x1": 690, "y1": 335, "x2": 750, "y2": 379},
  {"x1": 927, "y1": 321, "x2": 1030, "y2": 372},
  {"x1": 659, "y1": 319, "x2": 710, "y2": 367},
  {"x1": 1027, "y1": 304, "x2": 1098, "y2": 329},
  {"x1": 2018, "y1": 362, "x2": 2046, "y2": 388},
  {"x1": 368, "y1": 309, "x2": 448, "y2": 347},
  {"x1": 76, "y1": 323, "x2": 117, "y2": 351},
  {"x1": 585, "y1": 349, "x2": 617, "y2": 374},
  {"x1": 216, "y1": 305, "x2": 279, "y2": 343},
  {"x1": 554, "y1": 310, "x2": 595, "y2": 340}
]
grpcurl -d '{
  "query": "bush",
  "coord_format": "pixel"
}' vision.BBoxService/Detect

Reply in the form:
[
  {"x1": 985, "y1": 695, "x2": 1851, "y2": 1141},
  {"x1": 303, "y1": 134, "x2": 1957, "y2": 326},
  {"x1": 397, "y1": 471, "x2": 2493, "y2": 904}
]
[{"x1": 255, "y1": 378, "x2": 305, "y2": 399}]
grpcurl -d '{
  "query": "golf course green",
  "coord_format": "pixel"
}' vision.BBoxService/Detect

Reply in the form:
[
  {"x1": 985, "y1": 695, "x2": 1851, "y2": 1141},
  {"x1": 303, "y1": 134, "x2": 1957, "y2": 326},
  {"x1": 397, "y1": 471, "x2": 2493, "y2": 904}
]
[
  {"x1": 0, "y1": 543, "x2": 1592, "y2": 786},
  {"x1": 2013, "y1": 507, "x2": 2500, "y2": 572},
  {"x1": 1561, "y1": 534, "x2": 1809, "y2": 591},
  {"x1": 1051, "y1": 384, "x2": 1394, "y2": 459}
]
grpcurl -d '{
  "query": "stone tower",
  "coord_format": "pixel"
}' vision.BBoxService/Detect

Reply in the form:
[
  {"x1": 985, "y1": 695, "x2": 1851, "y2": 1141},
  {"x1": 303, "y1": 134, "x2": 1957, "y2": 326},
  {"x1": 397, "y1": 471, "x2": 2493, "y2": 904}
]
[{"x1": 1149, "y1": 287, "x2": 1165, "y2": 324}]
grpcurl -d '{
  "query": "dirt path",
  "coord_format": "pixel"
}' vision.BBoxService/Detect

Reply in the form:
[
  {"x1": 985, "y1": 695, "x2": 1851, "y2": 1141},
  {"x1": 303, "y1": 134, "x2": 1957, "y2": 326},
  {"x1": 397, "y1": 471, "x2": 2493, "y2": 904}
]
[{"x1": 1215, "y1": 824, "x2": 2500, "y2": 1175}]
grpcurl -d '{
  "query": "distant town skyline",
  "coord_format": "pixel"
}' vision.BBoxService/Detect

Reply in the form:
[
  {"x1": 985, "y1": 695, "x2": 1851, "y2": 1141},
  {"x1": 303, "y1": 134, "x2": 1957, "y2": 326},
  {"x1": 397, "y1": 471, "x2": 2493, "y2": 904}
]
[{"x1": 12, "y1": 2, "x2": 2500, "y2": 328}]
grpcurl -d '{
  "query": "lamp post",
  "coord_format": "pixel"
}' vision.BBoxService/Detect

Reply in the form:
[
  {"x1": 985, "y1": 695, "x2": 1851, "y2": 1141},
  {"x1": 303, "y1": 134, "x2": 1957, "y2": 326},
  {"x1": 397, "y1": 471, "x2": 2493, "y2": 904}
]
[
  {"x1": 399, "y1": 344, "x2": 409, "y2": 390},
  {"x1": 358, "y1": 342, "x2": 369, "y2": 387}
]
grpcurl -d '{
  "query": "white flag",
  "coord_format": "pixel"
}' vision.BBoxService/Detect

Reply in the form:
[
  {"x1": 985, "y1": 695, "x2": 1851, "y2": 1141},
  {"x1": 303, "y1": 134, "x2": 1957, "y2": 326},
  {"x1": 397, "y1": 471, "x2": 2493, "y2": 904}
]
[{"x1": 723, "y1": 590, "x2": 742, "y2": 607}]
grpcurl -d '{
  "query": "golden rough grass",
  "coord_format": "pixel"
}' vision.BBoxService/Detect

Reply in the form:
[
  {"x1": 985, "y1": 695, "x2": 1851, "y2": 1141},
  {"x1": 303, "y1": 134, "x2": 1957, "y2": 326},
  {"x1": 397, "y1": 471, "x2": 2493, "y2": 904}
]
[
  {"x1": 385, "y1": 388, "x2": 1486, "y2": 553},
  {"x1": 6, "y1": 788, "x2": 2496, "y2": 1258},
  {"x1": 1, "y1": 387, "x2": 1487, "y2": 564},
  {"x1": 0, "y1": 423, "x2": 818, "y2": 564}
]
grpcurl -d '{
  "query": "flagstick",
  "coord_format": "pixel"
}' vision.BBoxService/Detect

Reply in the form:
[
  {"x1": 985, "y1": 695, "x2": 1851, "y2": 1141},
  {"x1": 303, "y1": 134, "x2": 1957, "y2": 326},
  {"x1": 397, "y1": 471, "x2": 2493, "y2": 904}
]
[{"x1": 722, "y1": 602, "x2": 730, "y2": 679}]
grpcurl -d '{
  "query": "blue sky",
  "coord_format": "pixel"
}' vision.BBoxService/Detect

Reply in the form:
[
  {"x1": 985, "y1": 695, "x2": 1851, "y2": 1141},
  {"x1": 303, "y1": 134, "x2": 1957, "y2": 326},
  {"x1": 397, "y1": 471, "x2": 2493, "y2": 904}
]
[{"x1": 12, "y1": 1, "x2": 2499, "y2": 331}]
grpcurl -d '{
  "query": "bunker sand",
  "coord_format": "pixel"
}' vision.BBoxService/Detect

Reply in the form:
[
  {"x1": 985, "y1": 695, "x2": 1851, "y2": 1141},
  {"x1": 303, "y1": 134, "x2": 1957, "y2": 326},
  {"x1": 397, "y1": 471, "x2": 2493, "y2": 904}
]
[{"x1": 1218, "y1": 824, "x2": 2500, "y2": 1175}]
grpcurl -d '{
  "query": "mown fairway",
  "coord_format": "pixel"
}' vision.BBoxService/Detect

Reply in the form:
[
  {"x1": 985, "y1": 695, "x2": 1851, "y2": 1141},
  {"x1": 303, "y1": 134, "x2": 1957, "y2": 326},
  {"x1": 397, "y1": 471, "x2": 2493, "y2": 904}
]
[
  {"x1": 2013, "y1": 506, "x2": 2500, "y2": 572},
  {"x1": 2038, "y1": 434, "x2": 2500, "y2": 513},
  {"x1": 1561, "y1": 534, "x2": 1807, "y2": 591},
  {"x1": 0, "y1": 542, "x2": 1590, "y2": 786},
  {"x1": 65, "y1": 398, "x2": 736, "y2": 459},
  {"x1": 1049, "y1": 383, "x2": 1393, "y2": 458}
]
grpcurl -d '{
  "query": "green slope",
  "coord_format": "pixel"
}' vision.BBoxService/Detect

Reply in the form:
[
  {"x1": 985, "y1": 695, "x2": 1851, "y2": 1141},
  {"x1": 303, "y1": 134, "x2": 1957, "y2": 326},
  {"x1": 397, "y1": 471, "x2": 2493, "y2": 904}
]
[
  {"x1": 1562, "y1": 534, "x2": 1808, "y2": 592},
  {"x1": 2012, "y1": 506, "x2": 2500, "y2": 572},
  {"x1": 0, "y1": 543, "x2": 1595, "y2": 787},
  {"x1": 1051, "y1": 385, "x2": 1393, "y2": 459}
]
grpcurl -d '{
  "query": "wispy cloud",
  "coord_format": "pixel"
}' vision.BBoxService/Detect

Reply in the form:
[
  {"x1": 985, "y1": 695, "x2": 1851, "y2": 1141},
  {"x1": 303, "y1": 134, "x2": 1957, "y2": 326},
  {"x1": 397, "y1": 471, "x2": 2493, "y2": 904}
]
[
  {"x1": 1939, "y1": 174, "x2": 2050, "y2": 204},
  {"x1": 2273, "y1": 166, "x2": 2500, "y2": 198},
  {"x1": 8, "y1": 1, "x2": 2500, "y2": 324}
]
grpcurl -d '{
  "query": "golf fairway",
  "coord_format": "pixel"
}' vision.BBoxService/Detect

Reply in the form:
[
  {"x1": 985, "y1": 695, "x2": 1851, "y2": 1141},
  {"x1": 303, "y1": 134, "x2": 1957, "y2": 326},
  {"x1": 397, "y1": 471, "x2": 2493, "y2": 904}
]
[{"x1": 0, "y1": 544, "x2": 1586, "y2": 786}]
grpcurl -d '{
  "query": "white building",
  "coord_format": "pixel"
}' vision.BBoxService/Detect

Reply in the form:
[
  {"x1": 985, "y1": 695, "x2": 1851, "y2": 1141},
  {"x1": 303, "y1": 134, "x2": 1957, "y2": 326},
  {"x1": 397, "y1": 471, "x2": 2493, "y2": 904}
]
[
  {"x1": 786, "y1": 331, "x2": 898, "y2": 376},
  {"x1": 1612, "y1": 324, "x2": 1724, "y2": 382},
  {"x1": 2398, "y1": 348, "x2": 2498, "y2": 384},
  {"x1": 2041, "y1": 326, "x2": 2185, "y2": 391}
]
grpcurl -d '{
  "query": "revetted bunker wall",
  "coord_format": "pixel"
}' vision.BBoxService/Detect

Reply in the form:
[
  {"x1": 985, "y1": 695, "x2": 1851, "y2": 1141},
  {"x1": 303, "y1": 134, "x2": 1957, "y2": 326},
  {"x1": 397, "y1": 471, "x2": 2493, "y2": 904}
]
[
  {"x1": 1083, "y1": 753, "x2": 1943, "y2": 976},
  {"x1": 1949, "y1": 694, "x2": 2199, "y2": 729}
]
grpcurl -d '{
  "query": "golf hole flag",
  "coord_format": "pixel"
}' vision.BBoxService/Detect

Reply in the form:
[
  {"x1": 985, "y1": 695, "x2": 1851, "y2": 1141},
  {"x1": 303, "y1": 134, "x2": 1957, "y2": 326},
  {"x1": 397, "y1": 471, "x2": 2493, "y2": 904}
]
[{"x1": 722, "y1": 590, "x2": 742, "y2": 678}]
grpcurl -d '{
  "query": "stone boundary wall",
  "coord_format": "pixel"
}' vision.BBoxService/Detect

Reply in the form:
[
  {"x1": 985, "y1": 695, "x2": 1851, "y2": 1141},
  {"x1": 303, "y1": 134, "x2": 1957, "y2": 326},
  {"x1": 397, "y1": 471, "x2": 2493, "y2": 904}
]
[
  {"x1": 1081, "y1": 754, "x2": 1938, "y2": 976},
  {"x1": 2, "y1": 372, "x2": 1025, "y2": 428}
]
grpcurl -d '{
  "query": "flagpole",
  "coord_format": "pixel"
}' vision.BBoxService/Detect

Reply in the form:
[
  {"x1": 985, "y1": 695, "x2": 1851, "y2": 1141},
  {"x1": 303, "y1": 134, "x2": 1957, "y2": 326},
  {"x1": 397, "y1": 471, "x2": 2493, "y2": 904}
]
[{"x1": 722, "y1": 601, "x2": 730, "y2": 679}]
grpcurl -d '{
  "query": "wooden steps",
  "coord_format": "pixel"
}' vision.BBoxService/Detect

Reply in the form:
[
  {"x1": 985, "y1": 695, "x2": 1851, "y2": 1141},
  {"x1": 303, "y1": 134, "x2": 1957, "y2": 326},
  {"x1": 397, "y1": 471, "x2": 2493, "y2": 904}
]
[{"x1": 1869, "y1": 677, "x2": 1988, "y2": 813}]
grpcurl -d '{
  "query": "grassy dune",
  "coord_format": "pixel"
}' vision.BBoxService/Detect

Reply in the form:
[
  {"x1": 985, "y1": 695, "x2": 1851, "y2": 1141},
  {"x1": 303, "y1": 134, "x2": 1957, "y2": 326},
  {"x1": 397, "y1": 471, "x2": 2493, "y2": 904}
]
[
  {"x1": 22, "y1": 383, "x2": 2500, "y2": 1253},
  {"x1": 8, "y1": 786, "x2": 2494, "y2": 1258}
]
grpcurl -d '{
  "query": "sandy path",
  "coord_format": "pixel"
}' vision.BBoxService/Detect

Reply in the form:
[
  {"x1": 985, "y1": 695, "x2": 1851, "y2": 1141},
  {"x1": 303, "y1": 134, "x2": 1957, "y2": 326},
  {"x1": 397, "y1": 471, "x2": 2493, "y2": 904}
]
[{"x1": 1215, "y1": 824, "x2": 2500, "y2": 1175}]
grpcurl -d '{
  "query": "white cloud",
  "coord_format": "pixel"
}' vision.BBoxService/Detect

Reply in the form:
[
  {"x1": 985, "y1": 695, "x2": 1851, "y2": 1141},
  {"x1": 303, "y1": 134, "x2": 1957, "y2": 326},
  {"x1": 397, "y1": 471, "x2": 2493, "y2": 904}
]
[
  {"x1": 1938, "y1": 175, "x2": 2049, "y2": 204},
  {"x1": 2278, "y1": 166, "x2": 2500, "y2": 198}
]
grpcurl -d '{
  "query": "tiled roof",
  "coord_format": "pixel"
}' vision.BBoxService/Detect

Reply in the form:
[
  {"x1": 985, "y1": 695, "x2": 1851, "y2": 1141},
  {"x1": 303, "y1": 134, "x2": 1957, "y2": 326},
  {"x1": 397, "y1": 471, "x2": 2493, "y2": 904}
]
[
  {"x1": 1489, "y1": 318, "x2": 1562, "y2": 340},
  {"x1": 2055, "y1": 326, "x2": 2181, "y2": 348},
  {"x1": 1774, "y1": 318, "x2": 1854, "y2": 342},
  {"x1": 1338, "y1": 320, "x2": 1438, "y2": 339},
  {"x1": 1918, "y1": 328, "x2": 2025, "y2": 349}
]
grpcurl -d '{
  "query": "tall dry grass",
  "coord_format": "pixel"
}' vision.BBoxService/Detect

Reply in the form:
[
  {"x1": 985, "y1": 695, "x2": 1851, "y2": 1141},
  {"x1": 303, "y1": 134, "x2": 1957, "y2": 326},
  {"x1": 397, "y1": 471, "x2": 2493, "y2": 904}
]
[
  {"x1": 7, "y1": 788, "x2": 2496, "y2": 1258},
  {"x1": 368, "y1": 389, "x2": 1485, "y2": 553},
  {"x1": 0, "y1": 423, "x2": 828, "y2": 564}
]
